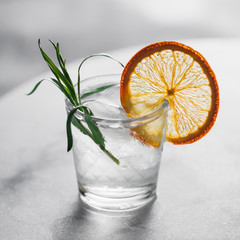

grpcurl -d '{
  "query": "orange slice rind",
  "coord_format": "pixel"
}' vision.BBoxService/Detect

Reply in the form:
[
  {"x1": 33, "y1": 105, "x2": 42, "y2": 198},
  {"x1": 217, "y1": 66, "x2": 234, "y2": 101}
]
[{"x1": 120, "y1": 41, "x2": 219, "y2": 146}]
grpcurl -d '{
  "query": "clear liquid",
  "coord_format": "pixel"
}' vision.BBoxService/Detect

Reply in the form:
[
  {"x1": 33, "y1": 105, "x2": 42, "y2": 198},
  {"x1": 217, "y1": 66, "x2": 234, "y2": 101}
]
[{"x1": 70, "y1": 75, "x2": 165, "y2": 211}]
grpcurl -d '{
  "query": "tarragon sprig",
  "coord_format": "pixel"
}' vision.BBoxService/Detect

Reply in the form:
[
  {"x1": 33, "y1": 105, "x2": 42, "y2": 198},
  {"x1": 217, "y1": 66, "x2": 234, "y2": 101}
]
[{"x1": 27, "y1": 39, "x2": 124, "y2": 165}]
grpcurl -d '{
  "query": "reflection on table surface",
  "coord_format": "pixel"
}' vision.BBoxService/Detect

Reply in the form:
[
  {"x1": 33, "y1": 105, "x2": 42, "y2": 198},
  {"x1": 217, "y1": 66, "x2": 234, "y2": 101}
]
[
  {"x1": 51, "y1": 201, "x2": 157, "y2": 240},
  {"x1": 0, "y1": 38, "x2": 240, "y2": 239}
]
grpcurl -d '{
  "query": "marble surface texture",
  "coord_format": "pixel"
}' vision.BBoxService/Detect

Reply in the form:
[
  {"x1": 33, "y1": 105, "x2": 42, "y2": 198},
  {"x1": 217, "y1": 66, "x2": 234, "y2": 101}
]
[{"x1": 1, "y1": 38, "x2": 240, "y2": 239}]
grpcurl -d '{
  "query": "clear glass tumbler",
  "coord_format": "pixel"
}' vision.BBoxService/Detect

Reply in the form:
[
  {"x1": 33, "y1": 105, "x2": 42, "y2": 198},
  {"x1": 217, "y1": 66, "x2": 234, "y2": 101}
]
[{"x1": 65, "y1": 74, "x2": 168, "y2": 212}]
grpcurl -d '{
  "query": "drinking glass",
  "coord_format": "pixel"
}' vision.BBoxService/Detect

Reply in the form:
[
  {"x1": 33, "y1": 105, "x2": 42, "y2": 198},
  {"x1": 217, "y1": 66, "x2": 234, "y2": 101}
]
[{"x1": 65, "y1": 74, "x2": 168, "y2": 212}]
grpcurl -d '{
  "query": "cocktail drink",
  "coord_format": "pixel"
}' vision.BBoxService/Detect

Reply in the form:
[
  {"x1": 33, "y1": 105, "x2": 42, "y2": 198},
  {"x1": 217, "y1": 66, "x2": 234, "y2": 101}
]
[
  {"x1": 29, "y1": 40, "x2": 219, "y2": 213},
  {"x1": 65, "y1": 74, "x2": 168, "y2": 211}
]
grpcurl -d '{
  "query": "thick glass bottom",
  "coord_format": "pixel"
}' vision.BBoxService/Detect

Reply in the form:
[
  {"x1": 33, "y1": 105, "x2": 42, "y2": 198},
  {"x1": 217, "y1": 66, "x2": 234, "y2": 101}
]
[{"x1": 78, "y1": 184, "x2": 157, "y2": 212}]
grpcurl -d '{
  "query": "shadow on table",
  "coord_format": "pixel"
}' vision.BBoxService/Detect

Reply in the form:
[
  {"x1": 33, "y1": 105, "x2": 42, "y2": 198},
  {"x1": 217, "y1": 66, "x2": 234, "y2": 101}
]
[{"x1": 51, "y1": 198, "x2": 155, "y2": 240}]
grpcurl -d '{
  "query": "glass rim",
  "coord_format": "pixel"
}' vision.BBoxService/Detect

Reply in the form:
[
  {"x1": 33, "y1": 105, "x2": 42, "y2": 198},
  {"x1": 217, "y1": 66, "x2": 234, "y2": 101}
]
[{"x1": 65, "y1": 74, "x2": 169, "y2": 128}]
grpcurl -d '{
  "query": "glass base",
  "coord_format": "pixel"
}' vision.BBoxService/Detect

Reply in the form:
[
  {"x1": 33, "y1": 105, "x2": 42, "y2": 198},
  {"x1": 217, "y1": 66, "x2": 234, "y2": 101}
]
[{"x1": 78, "y1": 184, "x2": 157, "y2": 212}]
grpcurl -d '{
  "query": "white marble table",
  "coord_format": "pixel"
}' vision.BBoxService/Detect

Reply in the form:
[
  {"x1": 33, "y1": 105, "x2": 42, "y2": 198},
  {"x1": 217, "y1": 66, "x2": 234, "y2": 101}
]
[{"x1": 0, "y1": 38, "x2": 240, "y2": 240}]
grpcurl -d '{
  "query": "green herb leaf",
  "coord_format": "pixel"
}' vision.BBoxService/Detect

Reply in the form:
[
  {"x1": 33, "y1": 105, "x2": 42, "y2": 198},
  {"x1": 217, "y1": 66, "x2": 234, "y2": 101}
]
[
  {"x1": 81, "y1": 84, "x2": 114, "y2": 99},
  {"x1": 38, "y1": 39, "x2": 78, "y2": 104},
  {"x1": 49, "y1": 40, "x2": 72, "y2": 86},
  {"x1": 66, "y1": 105, "x2": 119, "y2": 165},
  {"x1": 26, "y1": 79, "x2": 45, "y2": 95},
  {"x1": 77, "y1": 53, "x2": 124, "y2": 104},
  {"x1": 29, "y1": 39, "x2": 121, "y2": 165},
  {"x1": 66, "y1": 105, "x2": 92, "y2": 151},
  {"x1": 102, "y1": 149, "x2": 120, "y2": 165},
  {"x1": 50, "y1": 78, "x2": 75, "y2": 105},
  {"x1": 82, "y1": 106, "x2": 105, "y2": 148},
  {"x1": 26, "y1": 78, "x2": 64, "y2": 96}
]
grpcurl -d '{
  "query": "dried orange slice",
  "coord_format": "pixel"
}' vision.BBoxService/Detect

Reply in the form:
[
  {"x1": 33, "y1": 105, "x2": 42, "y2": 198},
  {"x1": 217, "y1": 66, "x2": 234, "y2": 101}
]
[{"x1": 120, "y1": 41, "x2": 219, "y2": 146}]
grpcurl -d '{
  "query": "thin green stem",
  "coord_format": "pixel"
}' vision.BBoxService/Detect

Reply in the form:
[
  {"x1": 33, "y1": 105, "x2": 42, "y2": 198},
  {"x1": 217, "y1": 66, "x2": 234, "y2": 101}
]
[{"x1": 77, "y1": 53, "x2": 124, "y2": 104}]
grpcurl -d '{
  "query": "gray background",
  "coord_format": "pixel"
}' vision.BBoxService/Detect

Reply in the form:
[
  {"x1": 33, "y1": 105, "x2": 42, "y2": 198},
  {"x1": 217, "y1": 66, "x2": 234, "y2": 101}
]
[{"x1": 1, "y1": 0, "x2": 240, "y2": 96}]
